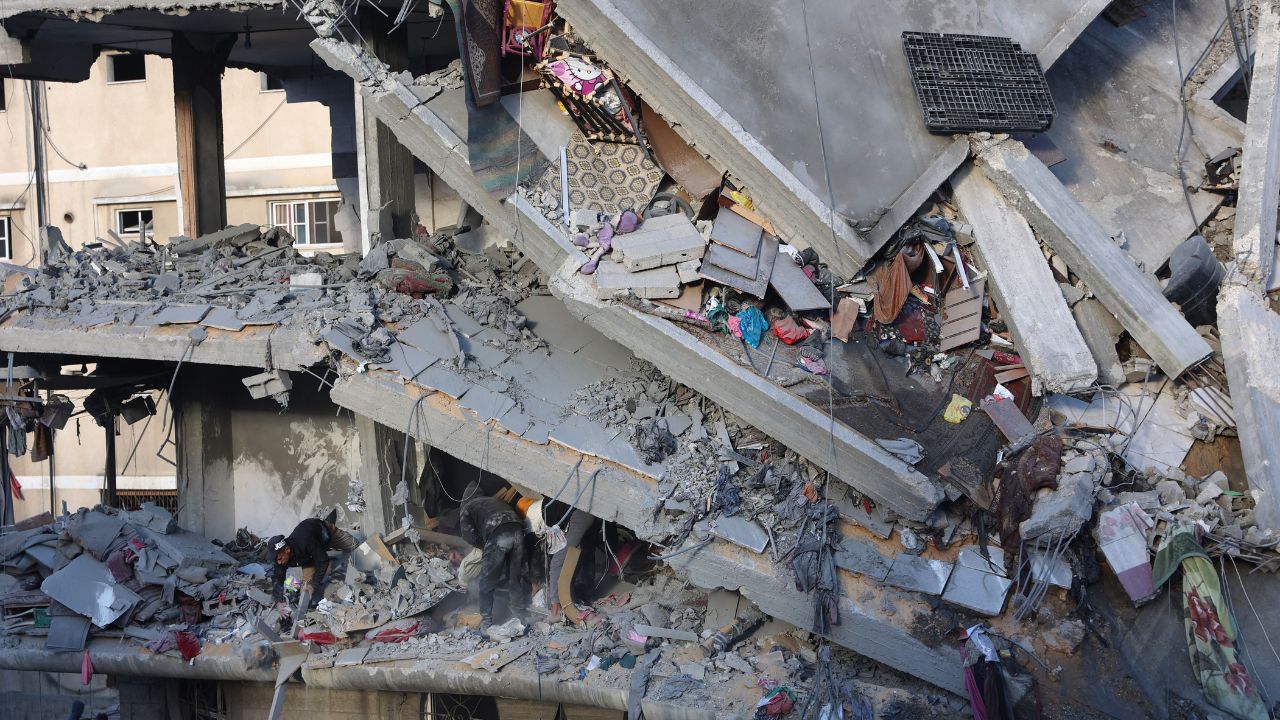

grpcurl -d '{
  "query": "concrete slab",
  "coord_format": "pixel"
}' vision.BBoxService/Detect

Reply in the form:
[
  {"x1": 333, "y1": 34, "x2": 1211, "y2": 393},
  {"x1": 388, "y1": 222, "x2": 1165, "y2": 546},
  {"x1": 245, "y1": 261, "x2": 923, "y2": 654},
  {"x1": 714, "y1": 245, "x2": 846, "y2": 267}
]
[
  {"x1": 1218, "y1": 287, "x2": 1280, "y2": 530},
  {"x1": 313, "y1": 30, "x2": 946, "y2": 523},
  {"x1": 769, "y1": 256, "x2": 830, "y2": 312},
  {"x1": 1228, "y1": 0, "x2": 1280, "y2": 286},
  {"x1": 952, "y1": 164, "x2": 1096, "y2": 394},
  {"x1": 1044, "y1": 2, "x2": 1228, "y2": 272},
  {"x1": 594, "y1": 261, "x2": 681, "y2": 299},
  {"x1": 330, "y1": 372, "x2": 964, "y2": 693},
  {"x1": 556, "y1": 0, "x2": 1110, "y2": 271},
  {"x1": 975, "y1": 138, "x2": 1212, "y2": 378}
]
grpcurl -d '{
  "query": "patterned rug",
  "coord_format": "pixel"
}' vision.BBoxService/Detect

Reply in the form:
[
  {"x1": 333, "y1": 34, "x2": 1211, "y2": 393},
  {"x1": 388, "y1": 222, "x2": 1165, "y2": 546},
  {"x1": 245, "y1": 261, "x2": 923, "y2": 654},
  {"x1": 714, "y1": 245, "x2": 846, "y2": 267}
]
[{"x1": 540, "y1": 133, "x2": 664, "y2": 216}]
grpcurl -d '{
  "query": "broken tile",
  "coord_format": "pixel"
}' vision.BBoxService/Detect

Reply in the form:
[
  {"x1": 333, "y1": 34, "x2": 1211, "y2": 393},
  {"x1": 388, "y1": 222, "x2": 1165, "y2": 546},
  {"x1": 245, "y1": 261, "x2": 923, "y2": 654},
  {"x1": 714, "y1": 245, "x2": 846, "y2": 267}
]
[
  {"x1": 942, "y1": 546, "x2": 1013, "y2": 616},
  {"x1": 41, "y1": 554, "x2": 142, "y2": 627},
  {"x1": 154, "y1": 305, "x2": 212, "y2": 325},
  {"x1": 833, "y1": 538, "x2": 892, "y2": 581},
  {"x1": 883, "y1": 553, "x2": 953, "y2": 595},
  {"x1": 769, "y1": 255, "x2": 830, "y2": 312},
  {"x1": 710, "y1": 516, "x2": 769, "y2": 554},
  {"x1": 444, "y1": 302, "x2": 484, "y2": 337},
  {"x1": 201, "y1": 307, "x2": 246, "y2": 332}
]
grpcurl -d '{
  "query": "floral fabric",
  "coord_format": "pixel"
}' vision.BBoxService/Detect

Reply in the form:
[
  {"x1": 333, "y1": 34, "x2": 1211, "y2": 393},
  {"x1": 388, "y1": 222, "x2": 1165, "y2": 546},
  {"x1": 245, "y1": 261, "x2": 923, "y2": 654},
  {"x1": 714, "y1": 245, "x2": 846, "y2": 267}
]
[{"x1": 1180, "y1": 554, "x2": 1268, "y2": 720}]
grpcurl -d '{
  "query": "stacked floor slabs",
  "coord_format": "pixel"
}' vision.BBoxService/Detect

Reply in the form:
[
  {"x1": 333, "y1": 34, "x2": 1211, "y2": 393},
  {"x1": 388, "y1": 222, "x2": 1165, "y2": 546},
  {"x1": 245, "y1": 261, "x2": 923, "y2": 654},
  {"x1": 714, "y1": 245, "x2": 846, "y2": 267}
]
[{"x1": 338, "y1": 292, "x2": 674, "y2": 477}]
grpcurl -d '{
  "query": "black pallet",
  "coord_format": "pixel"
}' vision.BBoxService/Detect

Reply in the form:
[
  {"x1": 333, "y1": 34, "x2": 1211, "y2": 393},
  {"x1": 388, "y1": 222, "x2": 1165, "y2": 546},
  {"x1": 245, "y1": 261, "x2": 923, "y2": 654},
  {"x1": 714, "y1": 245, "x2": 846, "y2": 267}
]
[{"x1": 902, "y1": 32, "x2": 1056, "y2": 134}]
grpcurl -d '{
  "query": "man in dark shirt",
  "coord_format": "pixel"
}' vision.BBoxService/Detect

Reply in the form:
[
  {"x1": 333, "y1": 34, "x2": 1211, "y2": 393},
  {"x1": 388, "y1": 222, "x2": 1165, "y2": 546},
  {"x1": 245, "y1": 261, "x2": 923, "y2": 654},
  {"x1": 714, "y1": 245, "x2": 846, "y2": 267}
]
[
  {"x1": 269, "y1": 515, "x2": 358, "y2": 616},
  {"x1": 460, "y1": 484, "x2": 529, "y2": 628}
]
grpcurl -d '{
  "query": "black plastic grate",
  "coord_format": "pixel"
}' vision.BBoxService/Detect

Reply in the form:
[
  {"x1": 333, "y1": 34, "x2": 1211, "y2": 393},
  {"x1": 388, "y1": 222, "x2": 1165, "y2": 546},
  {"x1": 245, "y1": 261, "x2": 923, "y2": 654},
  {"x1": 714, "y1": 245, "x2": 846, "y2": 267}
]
[{"x1": 902, "y1": 32, "x2": 1056, "y2": 133}]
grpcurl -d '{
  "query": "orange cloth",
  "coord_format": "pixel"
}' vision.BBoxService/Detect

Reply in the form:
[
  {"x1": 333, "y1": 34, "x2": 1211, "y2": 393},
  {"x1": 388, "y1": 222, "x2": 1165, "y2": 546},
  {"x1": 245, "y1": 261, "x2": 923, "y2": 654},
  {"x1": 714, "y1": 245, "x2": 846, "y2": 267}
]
[{"x1": 873, "y1": 252, "x2": 912, "y2": 325}]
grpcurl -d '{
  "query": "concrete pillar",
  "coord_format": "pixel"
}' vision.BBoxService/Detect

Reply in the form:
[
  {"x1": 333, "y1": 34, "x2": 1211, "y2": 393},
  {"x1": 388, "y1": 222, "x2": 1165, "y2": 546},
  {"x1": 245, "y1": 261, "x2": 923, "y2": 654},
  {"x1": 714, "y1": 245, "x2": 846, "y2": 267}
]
[
  {"x1": 354, "y1": 414, "x2": 403, "y2": 538},
  {"x1": 354, "y1": 14, "x2": 416, "y2": 253},
  {"x1": 174, "y1": 382, "x2": 235, "y2": 540},
  {"x1": 172, "y1": 32, "x2": 234, "y2": 239}
]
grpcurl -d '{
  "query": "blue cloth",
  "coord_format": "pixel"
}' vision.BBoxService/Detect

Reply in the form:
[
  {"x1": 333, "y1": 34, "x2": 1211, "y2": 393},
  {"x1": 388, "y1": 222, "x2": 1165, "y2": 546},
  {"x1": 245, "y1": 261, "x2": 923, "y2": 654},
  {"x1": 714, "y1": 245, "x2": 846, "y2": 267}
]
[{"x1": 735, "y1": 306, "x2": 770, "y2": 348}]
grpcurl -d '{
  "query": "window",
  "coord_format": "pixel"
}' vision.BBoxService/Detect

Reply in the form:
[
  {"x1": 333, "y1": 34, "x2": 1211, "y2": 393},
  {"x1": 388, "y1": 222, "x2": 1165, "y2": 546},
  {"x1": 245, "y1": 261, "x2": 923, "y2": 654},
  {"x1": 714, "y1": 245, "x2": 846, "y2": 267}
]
[
  {"x1": 0, "y1": 217, "x2": 10, "y2": 260},
  {"x1": 270, "y1": 199, "x2": 343, "y2": 246},
  {"x1": 259, "y1": 72, "x2": 285, "y2": 92},
  {"x1": 108, "y1": 54, "x2": 147, "y2": 83},
  {"x1": 0, "y1": 80, "x2": 6, "y2": 112},
  {"x1": 116, "y1": 209, "x2": 153, "y2": 241}
]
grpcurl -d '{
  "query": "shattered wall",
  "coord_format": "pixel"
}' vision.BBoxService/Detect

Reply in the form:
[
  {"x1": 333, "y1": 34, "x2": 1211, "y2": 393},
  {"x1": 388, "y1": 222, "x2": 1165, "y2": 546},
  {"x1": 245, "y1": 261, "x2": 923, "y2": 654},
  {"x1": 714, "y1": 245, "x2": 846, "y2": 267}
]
[{"x1": 229, "y1": 405, "x2": 360, "y2": 538}]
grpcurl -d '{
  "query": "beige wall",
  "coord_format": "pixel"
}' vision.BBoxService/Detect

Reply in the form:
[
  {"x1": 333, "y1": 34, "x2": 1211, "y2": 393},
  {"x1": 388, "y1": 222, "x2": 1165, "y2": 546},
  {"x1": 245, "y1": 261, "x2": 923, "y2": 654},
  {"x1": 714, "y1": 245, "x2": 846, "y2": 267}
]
[
  {"x1": 0, "y1": 55, "x2": 340, "y2": 260},
  {"x1": 1, "y1": 55, "x2": 342, "y2": 517}
]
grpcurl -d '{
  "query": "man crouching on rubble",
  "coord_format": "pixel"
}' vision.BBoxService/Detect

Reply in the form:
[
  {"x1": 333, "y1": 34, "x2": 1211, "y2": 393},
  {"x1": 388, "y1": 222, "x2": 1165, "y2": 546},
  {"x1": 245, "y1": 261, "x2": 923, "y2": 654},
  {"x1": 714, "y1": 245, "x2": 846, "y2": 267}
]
[
  {"x1": 460, "y1": 483, "x2": 530, "y2": 629},
  {"x1": 268, "y1": 511, "x2": 358, "y2": 618}
]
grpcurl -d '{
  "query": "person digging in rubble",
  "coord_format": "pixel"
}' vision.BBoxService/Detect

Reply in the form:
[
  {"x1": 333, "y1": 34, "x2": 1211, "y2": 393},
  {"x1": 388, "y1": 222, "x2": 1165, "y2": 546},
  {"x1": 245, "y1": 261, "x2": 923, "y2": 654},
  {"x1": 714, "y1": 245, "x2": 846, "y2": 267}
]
[
  {"x1": 459, "y1": 482, "x2": 530, "y2": 630},
  {"x1": 268, "y1": 510, "x2": 358, "y2": 617}
]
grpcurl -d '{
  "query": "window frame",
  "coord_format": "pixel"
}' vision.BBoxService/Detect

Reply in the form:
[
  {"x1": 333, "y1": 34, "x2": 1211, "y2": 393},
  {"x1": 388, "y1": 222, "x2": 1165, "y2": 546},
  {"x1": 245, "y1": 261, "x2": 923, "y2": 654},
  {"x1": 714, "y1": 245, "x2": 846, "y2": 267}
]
[
  {"x1": 115, "y1": 208, "x2": 154, "y2": 241},
  {"x1": 0, "y1": 217, "x2": 10, "y2": 261},
  {"x1": 269, "y1": 198, "x2": 343, "y2": 247},
  {"x1": 106, "y1": 53, "x2": 147, "y2": 84}
]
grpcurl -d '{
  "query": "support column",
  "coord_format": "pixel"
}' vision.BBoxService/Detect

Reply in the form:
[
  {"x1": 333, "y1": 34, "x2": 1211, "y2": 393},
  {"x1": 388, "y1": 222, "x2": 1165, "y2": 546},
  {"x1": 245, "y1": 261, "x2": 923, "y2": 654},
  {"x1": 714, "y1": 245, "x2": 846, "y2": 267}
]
[
  {"x1": 354, "y1": 14, "x2": 416, "y2": 253},
  {"x1": 175, "y1": 383, "x2": 234, "y2": 539},
  {"x1": 103, "y1": 415, "x2": 117, "y2": 508},
  {"x1": 354, "y1": 414, "x2": 402, "y2": 538},
  {"x1": 172, "y1": 32, "x2": 234, "y2": 239}
]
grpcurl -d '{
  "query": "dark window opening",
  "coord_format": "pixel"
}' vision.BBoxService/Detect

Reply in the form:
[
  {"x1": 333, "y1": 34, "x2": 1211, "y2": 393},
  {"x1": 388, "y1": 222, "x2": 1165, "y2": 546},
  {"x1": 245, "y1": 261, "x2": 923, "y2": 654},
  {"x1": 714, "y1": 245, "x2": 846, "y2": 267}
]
[
  {"x1": 260, "y1": 72, "x2": 285, "y2": 92},
  {"x1": 109, "y1": 54, "x2": 147, "y2": 83},
  {"x1": 1215, "y1": 69, "x2": 1250, "y2": 123}
]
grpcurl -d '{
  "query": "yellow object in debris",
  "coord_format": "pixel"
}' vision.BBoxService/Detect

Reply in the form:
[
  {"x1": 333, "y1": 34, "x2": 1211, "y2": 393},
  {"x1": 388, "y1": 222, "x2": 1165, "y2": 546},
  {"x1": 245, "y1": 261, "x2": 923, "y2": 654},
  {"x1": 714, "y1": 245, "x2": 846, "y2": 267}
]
[
  {"x1": 944, "y1": 394, "x2": 973, "y2": 423},
  {"x1": 728, "y1": 189, "x2": 755, "y2": 210}
]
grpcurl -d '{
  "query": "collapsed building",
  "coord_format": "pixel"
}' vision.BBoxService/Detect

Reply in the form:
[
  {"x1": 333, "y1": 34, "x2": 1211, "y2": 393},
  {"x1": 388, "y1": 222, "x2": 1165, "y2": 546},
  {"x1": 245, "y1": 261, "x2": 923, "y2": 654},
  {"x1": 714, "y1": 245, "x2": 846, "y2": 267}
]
[{"x1": 2, "y1": 0, "x2": 1280, "y2": 718}]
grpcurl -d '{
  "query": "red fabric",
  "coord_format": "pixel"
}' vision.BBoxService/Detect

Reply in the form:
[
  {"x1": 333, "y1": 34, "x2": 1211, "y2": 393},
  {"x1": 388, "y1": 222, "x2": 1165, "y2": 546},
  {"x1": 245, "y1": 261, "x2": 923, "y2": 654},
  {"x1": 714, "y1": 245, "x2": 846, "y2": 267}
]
[
  {"x1": 762, "y1": 692, "x2": 794, "y2": 716},
  {"x1": 771, "y1": 317, "x2": 811, "y2": 345},
  {"x1": 298, "y1": 630, "x2": 339, "y2": 645},
  {"x1": 368, "y1": 621, "x2": 418, "y2": 644},
  {"x1": 873, "y1": 253, "x2": 912, "y2": 325},
  {"x1": 81, "y1": 650, "x2": 94, "y2": 686},
  {"x1": 10, "y1": 469, "x2": 22, "y2": 501},
  {"x1": 176, "y1": 631, "x2": 202, "y2": 662}
]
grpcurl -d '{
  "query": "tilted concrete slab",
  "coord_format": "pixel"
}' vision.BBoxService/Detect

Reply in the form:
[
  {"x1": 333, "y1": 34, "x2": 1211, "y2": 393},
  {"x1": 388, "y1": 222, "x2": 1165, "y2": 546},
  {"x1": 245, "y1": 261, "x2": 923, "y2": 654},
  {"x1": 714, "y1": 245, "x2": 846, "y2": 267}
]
[
  {"x1": 556, "y1": 0, "x2": 1111, "y2": 269},
  {"x1": 951, "y1": 163, "x2": 1096, "y2": 394},
  {"x1": 974, "y1": 138, "x2": 1212, "y2": 378},
  {"x1": 1229, "y1": 0, "x2": 1280, "y2": 287},
  {"x1": 330, "y1": 372, "x2": 965, "y2": 694},
  {"x1": 0, "y1": 314, "x2": 323, "y2": 370},
  {"x1": 310, "y1": 33, "x2": 946, "y2": 521},
  {"x1": 1044, "y1": 1, "x2": 1228, "y2": 272},
  {"x1": 1217, "y1": 1, "x2": 1280, "y2": 532},
  {"x1": 1216, "y1": 288, "x2": 1280, "y2": 540}
]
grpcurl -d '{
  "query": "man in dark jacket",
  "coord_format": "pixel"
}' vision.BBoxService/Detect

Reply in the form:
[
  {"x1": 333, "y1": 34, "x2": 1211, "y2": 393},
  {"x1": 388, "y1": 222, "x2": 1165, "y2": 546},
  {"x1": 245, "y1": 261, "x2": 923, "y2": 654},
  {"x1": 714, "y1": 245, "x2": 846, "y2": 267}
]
[
  {"x1": 460, "y1": 485, "x2": 528, "y2": 627},
  {"x1": 269, "y1": 514, "x2": 358, "y2": 616}
]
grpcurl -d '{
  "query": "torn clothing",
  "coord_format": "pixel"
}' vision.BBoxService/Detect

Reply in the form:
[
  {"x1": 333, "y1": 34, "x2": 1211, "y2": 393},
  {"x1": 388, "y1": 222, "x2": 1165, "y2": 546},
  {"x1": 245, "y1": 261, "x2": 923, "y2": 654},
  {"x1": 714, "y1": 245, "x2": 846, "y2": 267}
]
[
  {"x1": 476, "y1": 525, "x2": 529, "y2": 622},
  {"x1": 270, "y1": 519, "x2": 357, "y2": 602},
  {"x1": 460, "y1": 496, "x2": 522, "y2": 549}
]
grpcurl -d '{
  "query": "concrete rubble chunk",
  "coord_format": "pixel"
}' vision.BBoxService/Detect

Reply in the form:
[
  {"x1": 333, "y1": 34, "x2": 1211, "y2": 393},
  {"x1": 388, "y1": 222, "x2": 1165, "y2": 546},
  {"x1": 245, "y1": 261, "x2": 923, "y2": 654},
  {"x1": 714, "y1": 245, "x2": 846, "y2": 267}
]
[
  {"x1": 613, "y1": 213, "x2": 706, "y2": 272},
  {"x1": 952, "y1": 164, "x2": 1096, "y2": 394},
  {"x1": 974, "y1": 138, "x2": 1212, "y2": 378},
  {"x1": 1020, "y1": 466, "x2": 1097, "y2": 542},
  {"x1": 1071, "y1": 298, "x2": 1125, "y2": 387}
]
